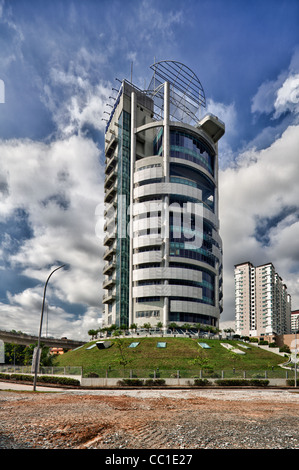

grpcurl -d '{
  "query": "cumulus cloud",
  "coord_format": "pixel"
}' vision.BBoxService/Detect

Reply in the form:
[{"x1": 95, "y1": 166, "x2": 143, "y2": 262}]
[
  {"x1": 206, "y1": 98, "x2": 237, "y2": 169},
  {"x1": 220, "y1": 124, "x2": 299, "y2": 322},
  {"x1": 252, "y1": 48, "x2": 299, "y2": 120},
  {"x1": 220, "y1": 49, "x2": 299, "y2": 326},
  {"x1": 274, "y1": 74, "x2": 299, "y2": 118},
  {"x1": 41, "y1": 56, "x2": 112, "y2": 137},
  {"x1": 0, "y1": 134, "x2": 105, "y2": 340}
]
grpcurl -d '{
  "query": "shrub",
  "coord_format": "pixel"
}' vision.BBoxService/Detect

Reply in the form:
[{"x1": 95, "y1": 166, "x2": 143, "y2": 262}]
[
  {"x1": 193, "y1": 378, "x2": 211, "y2": 386},
  {"x1": 0, "y1": 373, "x2": 11, "y2": 380},
  {"x1": 117, "y1": 378, "x2": 144, "y2": 386},
  {"x1": 4, "y1": 373, "x2": 80, "y2": 387},
  {"x1": 37, "y1": 376, "x2": 80, "y2": 386},
  {"x1": 144, "y1": 379, "x2": 166, "y2": 386},
  {"x1": 215, "y1": 379, "x2": 269, "y2": 387},
  {"x1": 258, "y1": 340, "x2": 268, "y2": 345},
  {"x1": 281, "y1": 344, "x2": 289, "y2": 352},
  {"x1": 286, "y1": 379, "x2": 299, "y2": 387},
  {"x1": 10, "y1": 374, "x2": 33, "y2": 382}
]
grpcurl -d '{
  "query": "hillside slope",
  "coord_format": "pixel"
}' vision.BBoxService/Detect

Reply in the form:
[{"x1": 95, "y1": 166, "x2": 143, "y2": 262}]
[{"x1": 55, "y1": 337, "x2": 284, "y2": 373}]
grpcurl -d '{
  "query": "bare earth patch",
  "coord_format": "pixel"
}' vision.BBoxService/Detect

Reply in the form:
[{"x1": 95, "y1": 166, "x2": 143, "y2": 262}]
[{"x1": 0, "y1": 388, "x2": 299, "y2": 449}]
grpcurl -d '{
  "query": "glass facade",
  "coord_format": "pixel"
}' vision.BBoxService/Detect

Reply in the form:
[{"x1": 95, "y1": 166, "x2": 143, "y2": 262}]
[
  {"x1": 170, "y1": 130, "x2": 214, "y2": 176},
  {"x1": 103, "y1": 74, "x2": 224, "y2": 331},
  {"x1": 115, "y1": 110, "x2": 131, "y2": 327}
]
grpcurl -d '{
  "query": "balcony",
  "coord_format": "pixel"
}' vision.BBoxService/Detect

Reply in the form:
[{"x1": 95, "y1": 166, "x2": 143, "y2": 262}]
[
  {"x1": 105, "y1": 164, "x2": 118, "y2": 187},
  {"x1": 103, "y1": 258, "x2": 116, "y2": 275},
  {"x1": 102, "y1": 289, "x2": 116, "y2": 304},
  {"x1": 105, "y1": 134, "x2": 118, "y2": 158},
  {"x1": 103, "y1": 274, "x2": 116, "y2": 289},
  {"x1": 104, "y1": 181, "x2": 117, "y2": 203},
  {"x1": 103, "y1": 230, "x2": 116, "y2": 246},
  {"x1": 103, "y1": 243, "x2": 116, "y2": 261}
]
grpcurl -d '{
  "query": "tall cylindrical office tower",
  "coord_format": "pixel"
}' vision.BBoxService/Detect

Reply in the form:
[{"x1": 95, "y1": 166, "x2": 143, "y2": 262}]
[{"x1": 103, "y1": 61, "x2": 225, "y2": 330}]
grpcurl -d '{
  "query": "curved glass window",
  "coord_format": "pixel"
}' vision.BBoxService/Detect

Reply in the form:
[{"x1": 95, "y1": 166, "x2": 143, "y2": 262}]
[
  {"x1": 169, "y1": 312, "x2": 216, "y2": 326},
  {"x1": 170, "y1": 130, "x2": 214, "y2": 176},
  {"x1": 169, "y1": 242, "x2": 218, "y2": 268},
  {"x1": 170, "y1": 163, "x2": 214, "y2": 211}
]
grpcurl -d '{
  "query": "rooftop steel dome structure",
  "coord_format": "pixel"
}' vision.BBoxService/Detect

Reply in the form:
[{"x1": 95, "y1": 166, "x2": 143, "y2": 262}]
[{"x1": 147, "y1": 60, "x2": 206, "y2": 124}]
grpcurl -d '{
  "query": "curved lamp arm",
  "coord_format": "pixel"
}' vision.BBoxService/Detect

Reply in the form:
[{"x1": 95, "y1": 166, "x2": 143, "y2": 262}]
[{"x1": 33, "y1": 265, "x2": 65, "y2": 391}]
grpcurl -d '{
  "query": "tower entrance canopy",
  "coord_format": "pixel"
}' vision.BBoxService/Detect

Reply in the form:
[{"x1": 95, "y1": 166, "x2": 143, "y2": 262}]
[{"x1": 147, "y1": 60, "x2": 206, "y2": 124}]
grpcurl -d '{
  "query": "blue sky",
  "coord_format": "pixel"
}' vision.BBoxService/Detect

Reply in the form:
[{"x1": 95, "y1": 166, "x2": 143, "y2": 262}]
[{"x1": 0, "y1": 0, "x2": 299, "y2": 340}]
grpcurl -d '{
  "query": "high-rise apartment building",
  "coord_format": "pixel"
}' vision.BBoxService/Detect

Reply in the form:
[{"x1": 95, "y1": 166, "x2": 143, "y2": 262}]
[
  {"x1": 102, "y1": 61, "x2": 225, "y2": 330},
  {"x1": 235, "y1": 261, "x2": 291, "y2": 337},
  {"x1": 291, "y1": 310, "x2": 299, "y2": 332}
]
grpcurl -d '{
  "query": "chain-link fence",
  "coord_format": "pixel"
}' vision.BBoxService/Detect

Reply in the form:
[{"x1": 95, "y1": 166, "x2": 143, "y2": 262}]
[{"x1": 81, "y1": 367, "x2": 296, "y2": 379}]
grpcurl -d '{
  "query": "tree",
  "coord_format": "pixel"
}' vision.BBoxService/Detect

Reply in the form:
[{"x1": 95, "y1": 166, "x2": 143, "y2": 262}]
[
  {"x1": 88, "y1": 329, "x2": 99, "y2": 340},
  {"x1": 168, "y1": 322, "x2": 178, "y2": 333},
  {"x1": 4, "y1": 343, "x2": 27, "y2": 365},
  {"x1": 114, "y1": 338, "x2": 133, "y2": 371},
  {"x1": 24, "y1": 343, "x2": 55, "y2": 367},
  {"x1": 190, "y1": 348, "x2": 210, "y2": 370}
]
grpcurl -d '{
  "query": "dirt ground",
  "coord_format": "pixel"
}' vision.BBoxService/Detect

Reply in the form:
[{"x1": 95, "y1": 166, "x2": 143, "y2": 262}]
[{"x1": 1, "y1": 387, "x2": 299, "y2": 450}]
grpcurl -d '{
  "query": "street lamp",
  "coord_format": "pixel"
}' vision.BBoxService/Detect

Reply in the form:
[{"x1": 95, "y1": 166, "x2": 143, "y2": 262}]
[
  {"x1": 295, "y1": 318, "x2": 299, "y2": 389},
  {"x1": 33, "y1": 265, "x2": 65, "y2": 391}
]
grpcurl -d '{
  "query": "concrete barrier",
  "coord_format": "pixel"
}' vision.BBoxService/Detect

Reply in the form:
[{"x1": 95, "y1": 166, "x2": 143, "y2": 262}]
[{"x1": 81, "y1": 377, "x2": 289, "y2": 388}]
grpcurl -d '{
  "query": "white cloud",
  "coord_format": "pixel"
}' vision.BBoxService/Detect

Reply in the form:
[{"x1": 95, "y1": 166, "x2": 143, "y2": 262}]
[
  {"x1": 41, "y1": 61, "x2": 112, "y2": 137},
  {"x1": 252, "y1": 49, "x2": 299, "y2": 119},
  {"x1": 274, "y1": 74, "x2": 299, "y2": 118},
  {"x1": 220, "y1": 124, "x2": 299, "y2": 322},
  {"x1": 206, "y1": 98, "x2": 237, "y2": 168},
  {"x1": 0, "y1": 133, "x2": 106, "y2": 340}
]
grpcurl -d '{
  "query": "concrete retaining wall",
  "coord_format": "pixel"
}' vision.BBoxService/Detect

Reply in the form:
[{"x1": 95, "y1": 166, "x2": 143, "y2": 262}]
[{"x1": 81, "y1": 377, "x2": 289, "y2": 388}]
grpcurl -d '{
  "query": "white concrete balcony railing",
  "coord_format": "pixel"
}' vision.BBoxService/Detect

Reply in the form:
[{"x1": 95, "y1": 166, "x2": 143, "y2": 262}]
[
  {"x1": 105, "y1": 164, "x2": 118, "y2": 186},
  {"x1": 133, "y1": 216, "x2": 161, "y2": 233},
  {"x1": 103, "y1": 258, "x2": 116, "y2": 275},
  {"x1": 133, "y1": 251, "x2": 162, "y2": 265},
  {"x1": 103, "y1": 274, "x2": 116, "y2": 289},
  {"x1": 133, "y1": 236, "x2": 163, "y2": 249},
  {"x1": 133, "y1": 284, "x2": 202, "y2": 299},
  {"x1": 104, "y1": 180, "x2": 117, "y2": 203},
  {"x1": 133, "y1": 266, "x2": 203, "y2": 283},
  {"x1": 170, "y1": 299, "x2": 217, "y2": 316},
  {"x1": 133, "y1": 182, "x2": 203, "y2": 202},
  {"x1": 103, "y1": 231, "x2": 116, "y2": 246},
  {"x1": 134, "y1": 166, "x2": 163, "y2": 184},
  {"x1": 102, "y1": 289, "x2": 116, "y2": 303},
  {"x1": 103, "y1": 243, "x2": 116, "y2": 261}
]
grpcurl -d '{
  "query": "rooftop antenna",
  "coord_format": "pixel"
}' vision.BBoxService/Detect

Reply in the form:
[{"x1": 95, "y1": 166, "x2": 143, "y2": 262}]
[{"x1": 131, "y1": 61, "x2": 133, "y2": 83}]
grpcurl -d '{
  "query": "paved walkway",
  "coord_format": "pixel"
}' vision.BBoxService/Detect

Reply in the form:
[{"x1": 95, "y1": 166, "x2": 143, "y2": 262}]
[{"x1": 0, "y1": 381, "x2": 68, "y2": 392}]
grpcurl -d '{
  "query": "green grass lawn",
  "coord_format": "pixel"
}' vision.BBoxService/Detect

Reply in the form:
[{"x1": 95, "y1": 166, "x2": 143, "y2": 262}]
[{"x1": 54, "y1": 337, "x2": 285, "y2": 376}]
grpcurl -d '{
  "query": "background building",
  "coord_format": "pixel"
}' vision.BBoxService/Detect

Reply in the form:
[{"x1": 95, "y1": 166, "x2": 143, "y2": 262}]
[
  {"x1": 235, "y1": 261, "x2": 291, "y2": 337},
  {"x1": 291, "y1": 309, "x2": 299, "y2": 332},
  {"x1": 103, "y1": 61, "x2": 225, "y2": 330}
]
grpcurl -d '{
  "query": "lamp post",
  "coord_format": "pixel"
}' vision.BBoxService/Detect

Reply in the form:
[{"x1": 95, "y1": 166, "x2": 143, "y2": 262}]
[
  {"x1": 33, "y1": 265, "x2": 65, "y2": 391},
  {"x1": 295, "y1": 318, "x2": 299, "y2": 389}
]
